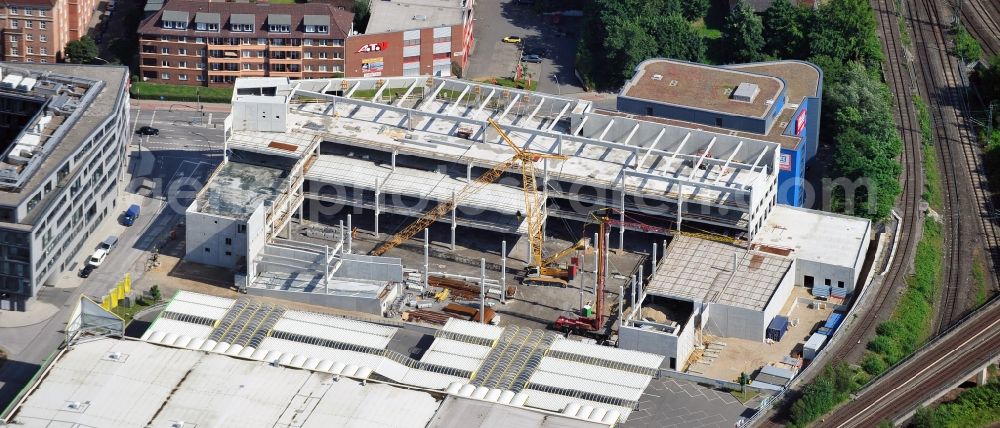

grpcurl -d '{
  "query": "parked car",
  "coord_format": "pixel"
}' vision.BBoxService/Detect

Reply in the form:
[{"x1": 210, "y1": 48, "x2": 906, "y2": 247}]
[
  {"x1": 78, "y1": 264, "x2": 95, "y2": 278},
  {"x1": 137, "y1": 126, "x2": 159, "y2": 136},
  {"x1": 100, "y1": 235, "x2": 119, "y2": 251},
  {"x1": 122, "y1": 204, "x2": 140, "y2": 226},
  {"x1": 502, "y1": 36, "x2": 522, "y2": 44},
  {"x1": 523, "y1": 46, "x2": 548, "y2": 57},
  {"x1": 88, "y1": 249, "x2": 109, "y2": 267},
  {"x1": 521, "y1": 55, "x2": 543, "y2": 63}
]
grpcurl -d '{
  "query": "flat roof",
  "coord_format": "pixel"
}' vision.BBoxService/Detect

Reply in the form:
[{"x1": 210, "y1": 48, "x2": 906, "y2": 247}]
[
  {"x1": 726, "y1": 61, "x2": 821, "y2": 103},
  {"x1": 596, "y1": 108, "x2": 803, "y2": 150},
  {"x1": 9, "y1": 339, "x2": 442, "y2": 428},
  {"x1": 621, "y1": 59, "x2": 784, "y2": 119},
  {"x1": 429, "y1": 396, "x2": 606, "y2": 428},
  {"x1": 647, "y1": 235, "x2": 793, "y2": 311},
  {"x1": 753, "y1": 205, "x2": 870, "y2": 271},
  {"x1": 0, "y1": 64, "x2": 128, "y2": 216},
  {"x1": 366, "y1": 0, "x2": 467, "y2": 34},
  {"x1": 195, "y1": 155, "x2": 293, "y2": 219}
]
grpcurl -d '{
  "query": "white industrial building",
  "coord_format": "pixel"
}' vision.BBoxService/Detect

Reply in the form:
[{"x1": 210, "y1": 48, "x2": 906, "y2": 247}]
[
  {"x1": 0, "y1": 64, "x2": 131, "y2": 311},
  {"x1": 3, "y1": 291, "x2": 664, "y2": 427},
  {"x1": 618, "y1": 205, "x2": 870, "y2": 371}
]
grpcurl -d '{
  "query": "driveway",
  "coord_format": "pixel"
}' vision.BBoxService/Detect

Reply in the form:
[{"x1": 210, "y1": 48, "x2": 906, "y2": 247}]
[{"x1": 465, "y1": 0, "x2": 584, "y2": 96}]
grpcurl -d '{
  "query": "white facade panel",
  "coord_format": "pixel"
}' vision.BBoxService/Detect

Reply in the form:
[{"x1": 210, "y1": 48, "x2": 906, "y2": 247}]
[
  {"x1": 146, "y1": 318, "x2": 215, "y2": 339},
  {"x1": 403, "y1": 29, "x2": 421, "y2": 40},
  {"x1": 433, "y1": 42, "x2": 451, "y2": 54},
  {"x1": 432, "y1": 26, "x2": 452, "y2": 37},
  {"x1": 442, "y1": 319, "x2": 503, "y2": 341},
  {"x1": 403, "y1": 45, "x2": 421, "y2": 58}
]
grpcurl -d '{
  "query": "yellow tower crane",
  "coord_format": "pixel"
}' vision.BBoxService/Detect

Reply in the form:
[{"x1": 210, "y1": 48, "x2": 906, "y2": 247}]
[{"x1": 370, "y1": 119, "x2": 568, "y2": 260}]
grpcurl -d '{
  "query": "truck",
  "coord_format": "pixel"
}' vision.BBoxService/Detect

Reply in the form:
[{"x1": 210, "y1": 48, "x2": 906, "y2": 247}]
[{"x1": 122, "y1": 204, "x2": 140, "y2": 226}]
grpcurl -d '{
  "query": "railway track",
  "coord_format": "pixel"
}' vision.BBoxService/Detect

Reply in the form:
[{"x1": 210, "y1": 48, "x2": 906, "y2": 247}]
[
  {"x1": 959, "y1": 0, "x2": 1000, "y2": 57},
  {"x1": 823, "y1": 0, "x2": 924, "y2": 364},
  {"x1": 910, "y1": 0, "x2": 1000, "y2": 332}
]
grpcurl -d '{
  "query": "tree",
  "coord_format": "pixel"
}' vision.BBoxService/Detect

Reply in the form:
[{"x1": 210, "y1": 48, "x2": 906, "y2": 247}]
[
  {"x1": 721, "y1": 0, "x2": 765, "y2": 63},
  {"x1": 353, "y1": 0, "x2": 371, "y2": 33},
  {"x1": 681, "y1": 0, "x2": 710, "y2": 21},
  {"x1": 65, "y1": 36, "x2": 98, "y2": 64},
  {"x1": 763, "y1": 0, "x2": 807, "y2": 58},
  {"x1": 809, "y1": 0, "x2": 883, "y2": 67}
]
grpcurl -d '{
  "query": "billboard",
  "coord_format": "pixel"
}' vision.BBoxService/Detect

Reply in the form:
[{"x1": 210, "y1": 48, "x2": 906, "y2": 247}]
[
  {"x1": 795, "y1": 108, "x2": 807, "y2": 136},
  {"x1": 779, "y1": 153, "x2": 792, "y2": 172},
  {"x1": 362, "y1": 57, "x2": 384, "y2": 77},
  {"x1": 357, "y1": 42, "x2": 387, "y2": 53}
]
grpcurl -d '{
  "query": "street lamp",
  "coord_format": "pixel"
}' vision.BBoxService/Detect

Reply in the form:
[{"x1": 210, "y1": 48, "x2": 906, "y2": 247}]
[{"x1": 552, "y1": 73, "x2": 561, "y2": 96}]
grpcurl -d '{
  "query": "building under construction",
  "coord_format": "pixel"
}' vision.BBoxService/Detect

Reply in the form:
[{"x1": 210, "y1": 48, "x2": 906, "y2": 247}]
[{"x1": 185, "y1": 75, "x2": 870, "y2": 363}]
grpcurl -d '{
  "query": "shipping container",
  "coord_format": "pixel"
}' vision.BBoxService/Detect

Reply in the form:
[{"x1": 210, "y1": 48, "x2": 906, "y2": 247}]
[
  {"x1": 803, "y1": 332, "x2": 828, "y2": 360},
  {"x1": 766, "y1": 315, "x2": 789, "y2": 341},
  {"x1": 823, "y1": 313, "x2": 845, "y2": 332}
]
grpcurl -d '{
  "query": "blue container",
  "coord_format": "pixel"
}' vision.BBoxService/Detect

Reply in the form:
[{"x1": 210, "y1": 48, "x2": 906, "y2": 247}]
[{"x1": 766, "y1": 315, "x2": 789, "y2": 342}]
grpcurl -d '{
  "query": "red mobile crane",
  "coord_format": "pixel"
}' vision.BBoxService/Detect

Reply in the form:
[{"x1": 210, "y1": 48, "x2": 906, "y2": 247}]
[{"x1": 552, "y1": 212, "x2": 609, "y2": 335}]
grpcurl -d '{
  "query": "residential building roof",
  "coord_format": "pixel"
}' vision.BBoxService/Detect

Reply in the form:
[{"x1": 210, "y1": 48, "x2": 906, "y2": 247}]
[
  {"x1": 365, "y1": 0, "x2": 469, "y2": 34},
  {"x1": 138, "y1": 0, "x2": 353, "y2": 39}
]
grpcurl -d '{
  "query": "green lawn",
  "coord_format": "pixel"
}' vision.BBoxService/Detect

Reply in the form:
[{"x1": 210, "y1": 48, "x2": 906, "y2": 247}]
[
  {"x1": 486, "y1": 77, "x2": 538, "y2": 91},
  {"x1": 130, "y1": 82, "x2": 233, "y2": 103}
]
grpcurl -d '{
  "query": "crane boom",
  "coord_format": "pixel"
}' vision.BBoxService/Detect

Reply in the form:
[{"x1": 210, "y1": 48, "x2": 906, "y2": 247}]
[{"x1": 370, "y1": 155, "x2": 520, "y2": 256}]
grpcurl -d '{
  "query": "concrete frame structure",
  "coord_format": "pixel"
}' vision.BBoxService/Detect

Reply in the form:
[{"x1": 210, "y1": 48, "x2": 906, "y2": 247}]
[
  {"x1": 618, "y1": 59, "x2": 823, "y2": 206},
  {"x1": 0, "y1": 63, "x2": 130, "y2": 311},
  {"x1": 274, "y1": 76, "x2": 778, "y2": 235}
]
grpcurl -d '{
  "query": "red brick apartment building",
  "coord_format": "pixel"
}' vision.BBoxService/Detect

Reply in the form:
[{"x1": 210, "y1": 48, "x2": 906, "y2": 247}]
[
  {"x1": 0, "y1": 0, "x2": 102, "y2": 63},
  {"x1": 137, "y1": 1, "x2": 352, "y2": 85},
  {"x1": 345, "y1": 0, "x2": 474, "y2": 78}
]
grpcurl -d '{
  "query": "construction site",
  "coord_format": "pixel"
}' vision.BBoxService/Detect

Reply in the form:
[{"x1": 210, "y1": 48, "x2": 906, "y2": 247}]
[{"x1": 178, "y1": 73, "x2": 873, "y2": 394}]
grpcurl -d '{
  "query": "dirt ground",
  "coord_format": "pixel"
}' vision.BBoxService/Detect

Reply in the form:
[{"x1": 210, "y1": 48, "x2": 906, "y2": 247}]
[{"x1": 693, "y1": 286, "x2": 835, "y2": 383}]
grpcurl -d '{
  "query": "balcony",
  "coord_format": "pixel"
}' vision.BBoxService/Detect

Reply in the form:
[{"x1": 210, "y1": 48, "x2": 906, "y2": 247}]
[
  {"x1": 270, "y1": 70, "x2": 303, "y2": 78},
  {"x1": 268, "y1": 44, "x2": 302, "y2": 52},
  {"x1": 207, "y1": 69, "x2": 243, "y2": 76}
]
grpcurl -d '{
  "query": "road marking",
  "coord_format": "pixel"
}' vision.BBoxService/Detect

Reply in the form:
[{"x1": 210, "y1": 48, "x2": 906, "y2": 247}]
[
  {"x1": 840, "y1": 315, "x2": 1000, "y2": 427},
  {"x1": 149, "y1": 109, "x2": 157, "y2": 126}
]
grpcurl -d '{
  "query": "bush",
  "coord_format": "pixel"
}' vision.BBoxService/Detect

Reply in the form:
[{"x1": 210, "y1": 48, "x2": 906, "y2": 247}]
[
  {"x1": 912, "y1": 382, "x2": 1000, "y2": 427},
  {"x1": 953, "y1": 24, "x2": 983, "y2": 61},
  {"x1": 130, "y1": 82, "x2": 233, "y2": 103}
]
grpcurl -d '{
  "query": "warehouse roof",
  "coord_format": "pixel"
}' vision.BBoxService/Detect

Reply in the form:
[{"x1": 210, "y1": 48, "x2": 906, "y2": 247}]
[
  {"x1": 621, "y1": 59, "x2": 785, "y2": 119},
  {"x1": 754, "y1": 205, "x2": 871, "y2": 274},
  {"x1": 429, "y1": 396, "x2": 606, "y2": 428},
  {"x1": 7, "y1": 339, "x2": 442, "y2": 428},
  {"x1": 647, "y1": 235, "x2": 793, "y2": 310}
]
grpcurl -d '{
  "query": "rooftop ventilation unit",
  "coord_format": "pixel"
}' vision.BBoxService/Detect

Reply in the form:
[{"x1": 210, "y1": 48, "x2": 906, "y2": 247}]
[
  {"x1": 732, "y1": 82, "x2": 760, "y2": 103},
  {"x1": 413, "y1": 15, "x2": 427, "y2": 20},
  {"x1": 651, "y1": 74, "x2": 663, "y2": 81},
  {"x1": 669, "y1": 80, "x2": 678, "y2": 87}
]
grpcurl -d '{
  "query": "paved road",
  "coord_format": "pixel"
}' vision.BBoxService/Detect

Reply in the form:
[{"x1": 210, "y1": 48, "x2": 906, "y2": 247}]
[
  {"x1": 465, "y1": 0, "x2": 583, "y2": 96},
  {"x1": 0, "y1": 103, "x2": 225, "y2": 412}
]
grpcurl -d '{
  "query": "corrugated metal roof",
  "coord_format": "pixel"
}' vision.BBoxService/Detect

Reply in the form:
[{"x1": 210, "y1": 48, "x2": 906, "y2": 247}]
[
  {"x1": 521, "y1": 389, "x2": 633, "y2": 421},
  {"x1": 536, "y1": 358, "x2": 651, "y2": 390},
  {"x1": 283, "y1": 310, "x2": 398, "y2": 338},
  {"x1": 173, "y1": 290, "x2": 235, "y2": 309},
  {"x1": 271, "y1": 318, "x2": 393, "y2": 349},
  {"x1": 547, "y1": 338, "x2": 664, "y2": 369},
  {"x1": 144, "y1": 318, "x2": 214, "y2": 339},
  {"x1": 422, "y1": 351, "x2": 484, "y2": 373},
  {"x1": 258, "y1": 337, "x2": 386, "y2": 369},
  {"x1": 442, "y1": 319, "x2": 504, "y2": 341},
  {"x1": 426, "y1": 338, "x2": 492, "y2": 360},
  {"x1": 402, "y1": 369, "x2": 468, "y2": 390},
  {"x1": 528, "y1": 371, "x2": 643, "y2": 402},
  {"x1": 163, "y1": 299, "x2": 228, "y2": 321}
]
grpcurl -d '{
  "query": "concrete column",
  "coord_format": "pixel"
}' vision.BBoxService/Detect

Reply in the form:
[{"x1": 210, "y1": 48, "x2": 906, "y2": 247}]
[
  {"x1": 340, "y1": 219, "x2": 345, "y2": 248},
  {"x1": 542, "y1": 159, "x2": 549, "y2": 239},
  {"x1": 423, "y1": 228, "x2": 430, "y2": 289},
  {"x1": 580, "y1": 239, "x2": 587, "y2": 311},
  {"x1": 346, "y1": 214, "x2": 353, "y2": 254},
  {"x1": 619, "y1": 184, "x2": 626, "y2": 252},
  {"x1": 501, "y1": 240, "x2": 507, "y2": 304},
  {"x1": 480, "y1": 258, "x2": 487, "y2": 324},
  {"x1": 977, "y1": 366, "x2": 990, "y2": 385},
  {"x1": 676, "y1": 183, "x2": 683, "y2": 231},
  {"x1": 298, "y1": 202, "x2": 304, "y2": 222},
  {"x1": 651, "y1": 243, "x2": 657, "y2": 275},
  {"x1": 391, "y1": 150, "x2": 397, "y2": 172},
  {"x1": 374, "y1": 177, "x2": 381, "y2": 238},
  {"x1": 467, "y1": 163, "x2": 473, "y2": 183},
  {"x1": 632, "y1": 275, "x2": 637, "y2": 310},
  {"x1": 451, "y1": 190, "x2": 457, "y2": 251},
  {"x1": 324, "y1": 245, "x2": 330, "y2": 294}
]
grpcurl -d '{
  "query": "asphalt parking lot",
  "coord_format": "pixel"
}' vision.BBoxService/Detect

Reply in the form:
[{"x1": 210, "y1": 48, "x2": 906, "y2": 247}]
[{"x1": 464, "y1": 0, "x2": 584, "y2": 96}]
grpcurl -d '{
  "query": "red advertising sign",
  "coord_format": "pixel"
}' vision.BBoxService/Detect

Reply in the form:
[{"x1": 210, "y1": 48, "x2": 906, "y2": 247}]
[
  {"x1": 779, "y1": 153, "x2": 792, "y2": 172},
  {"x1": 357, "y1": 42, "x2": 387, "y2": 53},
  {"x1": 794, "y1": 108, "x2": 807, "y2": 135}
]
